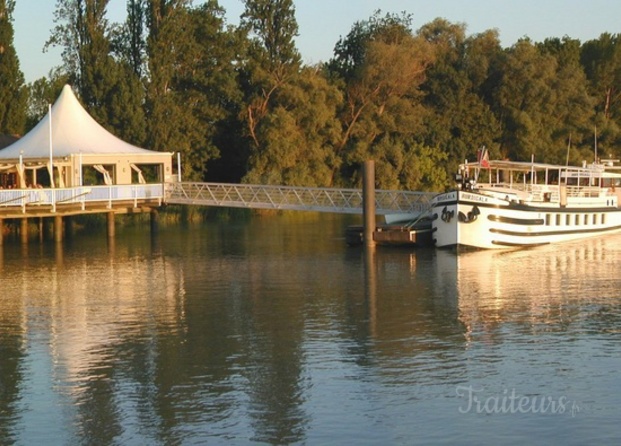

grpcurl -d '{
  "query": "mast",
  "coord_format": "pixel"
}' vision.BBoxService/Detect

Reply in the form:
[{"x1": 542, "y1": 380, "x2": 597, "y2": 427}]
[{"x1": 594, "y1": 126, "x2": 598, "y2": 163}]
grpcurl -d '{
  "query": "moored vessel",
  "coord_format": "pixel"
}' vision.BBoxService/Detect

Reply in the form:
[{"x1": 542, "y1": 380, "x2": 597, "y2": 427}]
[{"x1": 431, "y1": 156, "x2": 621, "y2": 250}]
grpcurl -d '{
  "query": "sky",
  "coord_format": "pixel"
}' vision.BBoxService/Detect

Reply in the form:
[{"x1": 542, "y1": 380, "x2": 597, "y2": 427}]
[{"x1": 13, "y1": 0, "x2": 621, "y2": 83}]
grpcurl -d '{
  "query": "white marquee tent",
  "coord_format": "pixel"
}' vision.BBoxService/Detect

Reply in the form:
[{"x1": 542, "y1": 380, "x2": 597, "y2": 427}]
[{"x1": 0, "y1": 85, "x2": 173, "y2": 188}]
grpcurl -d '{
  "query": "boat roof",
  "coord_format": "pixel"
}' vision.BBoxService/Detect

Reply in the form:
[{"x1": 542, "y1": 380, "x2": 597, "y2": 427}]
[
  {"x1": 464, "y1": 159, "x2": 621, "y2": 178},
  {"x1": 464, "y1": 160, "x2": 559, "y2": 171}
]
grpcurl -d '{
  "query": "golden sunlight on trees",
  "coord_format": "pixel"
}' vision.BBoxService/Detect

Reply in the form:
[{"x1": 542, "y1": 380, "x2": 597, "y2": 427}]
[{"x1": 4, "y1": 3, "x2": 621, "y2": 191}]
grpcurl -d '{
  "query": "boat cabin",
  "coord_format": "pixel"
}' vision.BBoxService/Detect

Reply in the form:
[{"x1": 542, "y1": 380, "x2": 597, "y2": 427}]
[{"x1": 457, "y1": 159, "x2": 621, "y2": 205}]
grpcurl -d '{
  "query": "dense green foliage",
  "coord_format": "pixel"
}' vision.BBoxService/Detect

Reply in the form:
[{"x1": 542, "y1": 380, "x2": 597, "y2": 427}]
[
  {"x1": 0, "y1": 0, "x2": 26, "y2": 135},
  {"x1": 3, "y1": 3, "x2": 621, "y2": 191}
]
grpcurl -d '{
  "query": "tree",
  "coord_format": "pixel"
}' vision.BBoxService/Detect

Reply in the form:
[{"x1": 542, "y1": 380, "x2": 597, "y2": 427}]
[
  {"x1": 180, "y1": 1, "x2": 244, "y2": 180},
  {"x1": 239, "y1": 0, "x2": 301, "y2": 148},
  {"x1": 242, "y1": 66, "x2": 343, "y2": 186},
  {"x1": 538, "y1": 37, "x2": 595, "y2": 163},
  {"x1": 111, "y1": 0, "x2": 147, "y2": 77},
  {"x1": 493, "y1": 39, "x2": 560, "y2": 160},
  {"x1": 144, "y1": 0, "x2": 196, "y2": 175},
  {"x1": 145, "y1": 0, "x2": 240, "y2": 180},
  {"x1": 326, "y1": 11, "x2": 439, "y2": 189},
  {"x1": 47, "y1": 0, "x2": 146, "y2": 145},
  {"x1": 0, "y1": 0, "x2": 26, "y2": 135},
  {"x1": 581, "y1": 33, "x2": 621, "y2": 121},
  {"x1": 581, "y1": 33, "x2": 621, "y2": 154},
  {"x1": 494, "y1": 39, "x2": 595, "y2": 163},
  {"x1": 418, "y1": 20, "x2": 502, "y2": 171}
]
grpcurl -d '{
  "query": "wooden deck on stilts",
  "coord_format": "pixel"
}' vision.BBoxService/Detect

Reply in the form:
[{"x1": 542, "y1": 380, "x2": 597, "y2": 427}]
[{"x1": 1, "y1": 181, "x2": 437, "y2": 245}]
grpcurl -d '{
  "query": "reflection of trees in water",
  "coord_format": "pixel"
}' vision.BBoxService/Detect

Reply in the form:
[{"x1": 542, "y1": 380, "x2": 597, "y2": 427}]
[
  {"x1": 0, "y1": 306, "x2": 25, "y2": 444},
  {"x1": 3, "y1": 217, "x2": 620, "y2": 444},
  {"x1": 0, "y1": 237, "x2": 188, "y2": 443}
]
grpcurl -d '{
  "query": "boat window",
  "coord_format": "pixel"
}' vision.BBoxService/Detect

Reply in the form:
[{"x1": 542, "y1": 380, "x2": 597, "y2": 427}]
[
  {"x1": 556, "y1": 214, "x2": 561, "y2": 226},
  {"x1": 584, "y1": 214, "x2": 589, "y2": 225},
  {"x1": 575, "y1": 214, "x2": 580, "y2": 225},
  {"x1": 602, "y1": 213, "x2": 607, "y2": 225},
  {"x1": 566, "y1": 214, "x2": 571, "y2": 225},
  {"x1": 593, "y1": 214, "x2": 597, "y2": 225},
  {"x1": 546, "y1": 214, "x2": 551, "y2": 226}
]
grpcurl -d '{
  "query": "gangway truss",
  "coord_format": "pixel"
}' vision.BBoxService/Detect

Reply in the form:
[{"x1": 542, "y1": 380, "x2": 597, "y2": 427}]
[{"x1": 166, "y1": 182, "x2": 436, "y2": 216}]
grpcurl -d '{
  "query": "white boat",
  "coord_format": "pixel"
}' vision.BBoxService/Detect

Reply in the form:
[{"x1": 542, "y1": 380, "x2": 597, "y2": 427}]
[{"x1": 431, "y1": 157, "x2": 621, "y2": 250}]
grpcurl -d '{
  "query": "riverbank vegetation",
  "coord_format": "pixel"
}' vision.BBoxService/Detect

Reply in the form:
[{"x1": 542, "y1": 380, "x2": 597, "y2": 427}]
[{"x1": 2, "y1": 1, "x2": 621, "y2": 192}]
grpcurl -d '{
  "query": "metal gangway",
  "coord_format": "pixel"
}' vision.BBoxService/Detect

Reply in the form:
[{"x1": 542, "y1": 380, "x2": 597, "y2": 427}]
[{"x1": 166, "y1": 182, "x2": 437, "y2": 216}]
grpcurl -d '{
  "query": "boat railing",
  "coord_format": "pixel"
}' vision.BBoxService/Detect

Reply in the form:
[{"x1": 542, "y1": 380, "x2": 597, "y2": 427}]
[
  {"x1": 565, "y1": 185, "x2": 604, "y2": 198},
  {"x1": 480, "y1": 183, "x2": 556, "y2": 202},
  {"x1": 482, "y1": 182, "x2": 611, "y2": 202}
]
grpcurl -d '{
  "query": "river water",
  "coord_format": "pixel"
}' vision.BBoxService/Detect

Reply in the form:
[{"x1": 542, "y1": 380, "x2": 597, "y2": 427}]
[{"x1": 0, "y1": 213, "x2": 620, "y2": 445}]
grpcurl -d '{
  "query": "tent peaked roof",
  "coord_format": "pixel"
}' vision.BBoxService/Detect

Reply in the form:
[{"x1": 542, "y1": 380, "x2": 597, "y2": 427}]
[{"x1": 0, "y1": 84, "x2": 156, "y2": 159}]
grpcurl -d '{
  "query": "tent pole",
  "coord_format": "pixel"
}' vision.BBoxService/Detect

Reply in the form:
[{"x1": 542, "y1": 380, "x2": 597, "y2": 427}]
[
  {"x1": 19, "y1": 151, "x2": 24, "y2": 188},
  {"x1": 49, "y1": 104, "x2": 55, "y2": 188},
  {"x1": 177, "y1": 152, "x2": 182, "y2": 182}
]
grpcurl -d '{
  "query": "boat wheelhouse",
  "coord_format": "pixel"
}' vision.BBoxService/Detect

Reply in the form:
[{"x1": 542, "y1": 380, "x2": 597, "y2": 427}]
[{"x1": 431, "y1": 159, "x2": 621, "y2": 249}]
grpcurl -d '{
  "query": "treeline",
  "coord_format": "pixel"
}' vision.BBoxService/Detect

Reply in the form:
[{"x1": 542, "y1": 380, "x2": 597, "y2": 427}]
[{"x1": 1, "y1": 0, "x2": 621, "y2": 192}]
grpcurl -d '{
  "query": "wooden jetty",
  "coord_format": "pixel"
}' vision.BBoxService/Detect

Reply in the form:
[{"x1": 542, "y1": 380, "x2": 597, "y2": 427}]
[
  {"x1": 0, "y1": 84, "x2": 173, "y2": 244},
  {"x1": 0, "y1": 185, "x2": 164, "y2": 243},
  {"x1": 1, "y1": 86, "x2": 437, "y2": 247}
]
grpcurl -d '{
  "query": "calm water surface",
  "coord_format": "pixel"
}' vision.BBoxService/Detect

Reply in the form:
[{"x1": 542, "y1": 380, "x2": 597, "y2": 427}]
[{"x1": 1, "y1": 214, "x2": 620, "y2": 445}]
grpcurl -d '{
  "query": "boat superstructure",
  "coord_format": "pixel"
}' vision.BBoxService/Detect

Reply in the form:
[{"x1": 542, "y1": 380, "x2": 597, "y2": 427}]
[{"x1": 431, "y1": 158, "x2": 621, "y2": 249}]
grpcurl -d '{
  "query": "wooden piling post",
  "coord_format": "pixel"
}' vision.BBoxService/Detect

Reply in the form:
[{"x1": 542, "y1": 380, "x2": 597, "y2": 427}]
[
  {"x1": 0, "y1": 218, "x2": 4, "y2": 246},
  {"x1": 364, "y1": 243, "x2": 377, "y2": 336},
  {"x1": 107, "y1": 212, "x2": 115, "y2": 238},
  {"x1": 38, "y1": 217, "x2": 44, "y2": 243},
  {"x1": 54, "y1": 216, "x2": 63, "y2": 242},
  {"x1": 363, "y1": 160, "x2": 376, "y2": 247},
  {"x1": 20, "y1": 218, "x2": 29, "y2": 244}
]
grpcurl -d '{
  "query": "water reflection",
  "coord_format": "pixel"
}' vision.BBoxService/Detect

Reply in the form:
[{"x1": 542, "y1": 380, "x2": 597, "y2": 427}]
[
  {"x1": 364, "y1": 246, "x2": 377, "y2": 337},
  {"x1": 437, "y1": 237, "x2": 621, "y2": 340},
  {"x1": 0, "y1": 274, "x2": 25, "y2": 445},
  {"x1": 0, "y1": 234, "x2": 186, "y2": 444},
  {"x1": 0, "y1": 219, "x2": 620, "y2": 444}
]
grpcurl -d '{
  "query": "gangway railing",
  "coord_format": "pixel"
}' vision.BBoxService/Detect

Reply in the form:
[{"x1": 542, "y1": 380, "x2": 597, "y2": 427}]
[
  {"x1": 1, "y1": 181, "x2": 438, "y2": 217},
  {"x1": 0, "y1": 184, "x2": 164, "y2": 213},
  {"x1": 166, "y1": 182, "x2": 437, "y2": 215}
]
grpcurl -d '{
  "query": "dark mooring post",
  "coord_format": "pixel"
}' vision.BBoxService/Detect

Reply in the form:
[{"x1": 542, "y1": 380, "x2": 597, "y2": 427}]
[
  {"x1": 0, "y1": 218, "x2": 4, "y2": 246},
  {"x1": 363, "y1": 160, "x2": 376, "y2": 247},
  {"x1": 150, "y1": 208, "x2": 159, "y2": 236},
  {"x1": 64, "y1": 216, "x2": 74, "y2": 239}
]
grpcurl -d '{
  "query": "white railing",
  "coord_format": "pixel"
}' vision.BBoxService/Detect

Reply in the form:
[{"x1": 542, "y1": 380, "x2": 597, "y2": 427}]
[
  {"x1": 166, "y1": 182, "x2": 437, "y2": 215},
  {"x1": 0, "y1": 184, "x2": 164, "y2": 213},
  {"x1": 1, "y1": 182, "x2": 438, "y2": 216}
]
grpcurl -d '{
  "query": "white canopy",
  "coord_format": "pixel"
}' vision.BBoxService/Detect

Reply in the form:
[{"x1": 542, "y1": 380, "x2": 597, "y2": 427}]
[{"x1": 0, "y1": 84, "x2": 156, "y2": 159}]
